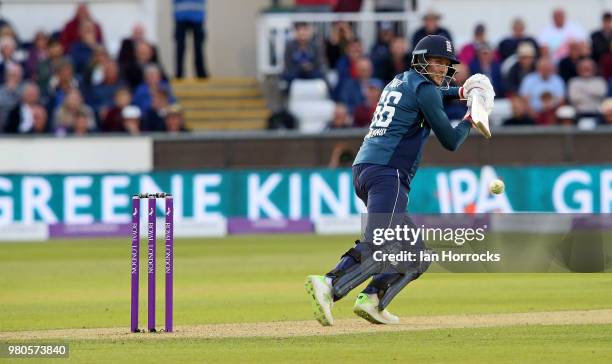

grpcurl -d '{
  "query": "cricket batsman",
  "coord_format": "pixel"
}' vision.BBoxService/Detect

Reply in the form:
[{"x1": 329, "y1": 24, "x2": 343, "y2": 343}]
[{"x1": 305, "y1": 35, "x2": 495, "y2": 325}]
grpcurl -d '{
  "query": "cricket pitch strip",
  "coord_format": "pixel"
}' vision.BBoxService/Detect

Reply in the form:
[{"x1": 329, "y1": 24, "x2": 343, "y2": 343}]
[{"x1": 1, "y1": 309, "x2": 612, "y2": 341}]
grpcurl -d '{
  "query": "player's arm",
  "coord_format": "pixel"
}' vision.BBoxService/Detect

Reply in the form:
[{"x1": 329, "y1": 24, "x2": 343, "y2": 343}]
[
  {"x1": 439, "y1": 86, "x2": 465, "y2": 99},
  {"x1": 416, "y1": 83, "x2": 471, "y2": 151}
]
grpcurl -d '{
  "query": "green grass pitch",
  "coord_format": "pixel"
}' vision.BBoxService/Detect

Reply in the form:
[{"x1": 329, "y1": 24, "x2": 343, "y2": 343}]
[{"x1": 1, "y1": 234, "x2": 611, "y2": 363}]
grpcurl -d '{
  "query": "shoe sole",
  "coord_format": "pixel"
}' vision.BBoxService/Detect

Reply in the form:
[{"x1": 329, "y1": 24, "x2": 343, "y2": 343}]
[
  {"x1": 304, "y1": 277, "x2": 332, "y2": 326},
  {"x1": 353, "y1": 305, "x2": 384, "y2": 325}
]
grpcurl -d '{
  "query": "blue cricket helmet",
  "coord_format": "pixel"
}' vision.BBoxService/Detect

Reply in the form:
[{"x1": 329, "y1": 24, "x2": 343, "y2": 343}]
[
  {"x1": 411, "y1": 35, "x2": 459, "y2": 89},
  {"x1": 412, "y1": 35, "x2": 459, "y2": 64}
]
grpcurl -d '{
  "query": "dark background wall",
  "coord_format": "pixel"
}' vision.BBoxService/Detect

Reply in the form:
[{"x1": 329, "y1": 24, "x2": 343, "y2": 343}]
[{"x1": 153, "y1": 128, "x2": 612, "y2": 170}]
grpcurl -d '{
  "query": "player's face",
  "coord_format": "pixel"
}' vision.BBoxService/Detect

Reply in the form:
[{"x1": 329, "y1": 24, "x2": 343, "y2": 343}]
[{"x1": 425, "y1": 56, "x2": 451, "y2": 86}]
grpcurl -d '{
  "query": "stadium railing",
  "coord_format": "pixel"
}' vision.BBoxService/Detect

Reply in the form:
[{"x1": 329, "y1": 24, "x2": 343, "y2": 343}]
[{"x1": 256, "y1": 11, "x2": 418, "y2": 78}]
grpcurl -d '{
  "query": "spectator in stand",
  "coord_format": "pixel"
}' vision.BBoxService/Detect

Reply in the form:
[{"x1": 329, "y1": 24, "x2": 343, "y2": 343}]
[
  {"x1": 3, "y1": 82, "x2": 40, "y2": 133},
  {"x1": 538, "y1": 8, "x2": 586, "y2": 63},
  {"x1": 47, "y1": 58, "x2": 79, "y2": 111},
  {"x1": 370, "y1": 22, "x2": 395, "y2": 75},
  {"x1": 411, "y1": 9, "x2": 452, "y2": 51},
  {"x1": 326, "y1": 103, "x2": 352, "y2": 129},
  {"x1": 132, "y1": 64, "x2": 175, "y2": 113},
  {"x1": 519, "y1": 57, "x2": 565, "y2": 115},
  {"x1": 0, "y1": 17, "x2": 20, "y2": 45},
  {"x1": 83, "y1": 46, "x2": 110, "y2": 89},
  {"x1": 598, "y1": 98, "x2": 612, "y2": 125},
  {"x1": 444, "y1": 63, "x2": 469, "y2": 120},
  {"x1": 503, "y1": 96, "x2": 535, "y2": 126},
  {"x1": 0, "y1": 24, "x2": 26, "y2": 65},
  {"x1": 328, "y1": 142, "x2": 355, "y2": 168},
  {"x1": 538, "y1": 44, "x2": 551, "y2": 61},
  {"x1": 0, "y1": 23, "x2": 20, "y2": 42},
  {"x1": 555, "y1": 105, "x2": 576, "y2": 126},
  {"x1": 122, "y1": 41, "x2": 167, "y2": 90},
  {"x1": 376, "y1": 37, "x2": 410, "y2": 84},
  {"x1": 498, "y1": 18, "x2": 539, "y2": 62},
  {"x1": 0, "y1": 63, "x2": 24, "y2": 129},
  {"x1": 469, "y1": 43, "x2": 504, "y2": 96},
  {"x1": 69, "y1": 20, "x2": 102, "y2": 78},
  {"x1": 325, "y1": 21, "x2": 354, "y2": 69},
  {"x1": 118, "y1": 23, "x2": 160, "y2": 67},
  {"x1": 143, "y1": 89, "x2": 171, "y2": 131},
  {"x1": 121, "y1": 105, "x2": 141, "y2": 135},
  {"x1": 597, "y1": 22, "x2": 612, "y2": 79},
  {"x1": 0, "y1": 23, "x2": 18, "y2": 38},
  {"x1": 459, "y1": 23, "x2": 489, "y2": 65},
  {"x1": 591, "y1": 12, "x2": 612, "y2": 63},
  {"x1": 29, "y1": 104, "x2": 49, "y2": 134},
  {"x1": 60, "y1": 2, "x2": 103, "y2": 52},
  {"x1": 568, "y1": 58, "x2": 607, "y2": 118},
  {"x1": 454, "y1": 63, "x2": 470, "y2": 86},
  {"x1": 599, "y1": 50, "x2": 612, "y2": 80},
  {"x1": 35, "y1": 38, "x2": 64, "y2": 99},
  {"x1": 338, "y1": 57, "x2": 381, "y2": 112},
  {"x1": 52, "y1": 87, "x2": 95, "y2": 133},
  {"x1": 71, "y1": 109, "x2": 95, "y2": 135},
  {"x1": 334, "y1": 38, "x2": 363, "y2": 98},
  {"x1": 558, "y1": 40, "x2": 589, "y2": 83},
  {"x1": 353, "y1": 81, "x2": 382, "y2": 127},
  {"x1": 283, "y1": 22, "x2": 324, "y2": 83},
  {"x1": 535, "y1": 91, "x2": 559, "y2": 125},
  {"x1": 0, "y1": 35, "x2": 22, "y2": 84},
  {"x1": 504, "y1": 42, "x2": 537, "y2": 95},
  {"x1": 87, "y1": 59, "x2": 124, "y2": 116},
  {"x1": 174, "y1": 0, "x2": 208, "y2": 78},
  {"x1": 101, "y1": 87, "x2": 132, "y2": 132},
  {"x1": 25, "y1": 31, "x2": 49, "y2": 79},
  {"x1": 334, "y1": 0, "x2": 363, "y2": 12},
  {"x1": 164, "y1": 104, "x2": 189, "y2": 132}
]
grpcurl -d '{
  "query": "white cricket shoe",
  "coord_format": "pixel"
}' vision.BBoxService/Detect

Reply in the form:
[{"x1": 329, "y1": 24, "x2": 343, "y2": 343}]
[
  {"x1": 353, "y1": 293, "x2": 400, "y2": 325},
  {"x1": 304, "y1": 275, "x2": 334, "y2": 326}
]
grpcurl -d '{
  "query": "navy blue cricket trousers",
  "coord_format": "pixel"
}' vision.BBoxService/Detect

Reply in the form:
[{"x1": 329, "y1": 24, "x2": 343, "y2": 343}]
[{"x1": 353, "y1": 163, "x2": 409, "y2": 294}]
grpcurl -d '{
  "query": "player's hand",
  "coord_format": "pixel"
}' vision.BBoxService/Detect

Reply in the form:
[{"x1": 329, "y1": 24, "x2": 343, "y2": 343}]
[
  {"x1": 467, "y1": 89, "x2": 495, "y2": 114},
  {"x1": 463, "y1": 74, "x2": 495, "y2": 112},
  {"x1": 462, "y1": 111, "x2": 475, "y2": 126},
  {"x1": 463, "y1": 75, "x2": 494, "y2": 113},
  {"x1": 463, "y1": 74, "x2": 494, "y2": 96}
]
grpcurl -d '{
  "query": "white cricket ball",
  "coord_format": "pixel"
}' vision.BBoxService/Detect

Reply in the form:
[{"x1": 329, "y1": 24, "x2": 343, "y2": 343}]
[{"x1": 489, "y1": 179, "x2": 505, "y2": 194}]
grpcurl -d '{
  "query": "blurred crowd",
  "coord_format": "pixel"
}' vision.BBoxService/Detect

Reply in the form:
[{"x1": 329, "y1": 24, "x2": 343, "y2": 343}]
[
  {"x1": 283, "y1": 7, "x2": 612, "y2": 129},
  {"x1": 0, "y1": 2, "x2": 192, "y2": 136},
  {"x1": 3, "y1": 0, "x2": 611, "y2": 137}
]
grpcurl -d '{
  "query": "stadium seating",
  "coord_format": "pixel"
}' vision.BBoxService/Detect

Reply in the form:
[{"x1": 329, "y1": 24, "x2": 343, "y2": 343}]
[
  {"x1": 489, "y1": 98, "x2": 512, "y2": 127},
  {"x1": 288, "y1": 79, "x2": 335, "y2": 132}
]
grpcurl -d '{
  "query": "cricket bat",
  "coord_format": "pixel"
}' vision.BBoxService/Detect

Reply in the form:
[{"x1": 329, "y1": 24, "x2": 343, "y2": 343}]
[{"x1": 470, "y1": 90, "x2": 492, "y2": 139}]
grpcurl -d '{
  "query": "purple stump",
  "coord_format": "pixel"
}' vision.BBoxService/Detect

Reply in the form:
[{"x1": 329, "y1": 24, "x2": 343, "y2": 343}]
[
  {"x1": 147, "y1": 197, "x2": 157, "y2": 332},
  {"x1": 130, "y1": 196, "x2": 140, "y2": 332},
  {"x1": 165, "y1": 196, "x2": 174, "y2": 332}
]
